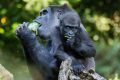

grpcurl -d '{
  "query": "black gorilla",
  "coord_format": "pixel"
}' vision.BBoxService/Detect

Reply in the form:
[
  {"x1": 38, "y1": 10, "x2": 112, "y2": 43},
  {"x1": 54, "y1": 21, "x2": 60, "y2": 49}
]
[
  {"x1": 56, "y1": 12, "x2": 96, "y2": 71},
  {"x1": 16, "y1": 4, "x2": 96, "y2": 80}
]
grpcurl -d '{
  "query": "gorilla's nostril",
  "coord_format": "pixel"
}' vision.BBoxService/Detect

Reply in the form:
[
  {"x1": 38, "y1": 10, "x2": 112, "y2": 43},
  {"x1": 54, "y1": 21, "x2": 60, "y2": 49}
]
[{"x1": 68, "y1": 31, "x2": 74, "y2": 36}]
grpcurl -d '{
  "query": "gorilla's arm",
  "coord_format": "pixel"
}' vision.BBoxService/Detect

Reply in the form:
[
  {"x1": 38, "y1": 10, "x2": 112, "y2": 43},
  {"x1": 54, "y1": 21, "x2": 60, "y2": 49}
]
[
  {"x1": 16, "y1": 22, "x2": 54, "y2": 71},
  {"x1": 54, "y1": 49, "x2": 70, "y2": 61},
  {"x1": 75, "y1": 23, "x2": 96, "y2": 58},
  {"x1": 54, "y1": 48, "x2": 85, "y2": 72}
]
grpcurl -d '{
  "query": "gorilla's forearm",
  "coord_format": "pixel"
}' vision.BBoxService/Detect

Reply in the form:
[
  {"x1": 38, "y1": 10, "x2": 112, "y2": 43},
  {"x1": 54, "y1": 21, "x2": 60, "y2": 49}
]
[
  {"x1": 75, "y1": 42, "x2": 96, "y2": 57},
  {"x1": 20, "y1": 35, "x2": 57, "y2": 78},
  {"x1": 54, "y1": 50, "x2": 70, "y2": 62},
  {"x1": 16, "y1": 22, "x2": 54, "y2": 68},
  {"x1": 21, "y1": 35, "x2": 54, "y2": 67}
]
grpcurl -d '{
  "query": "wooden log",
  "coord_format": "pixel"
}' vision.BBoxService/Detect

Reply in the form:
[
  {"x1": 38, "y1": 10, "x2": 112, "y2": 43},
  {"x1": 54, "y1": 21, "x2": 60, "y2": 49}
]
[
  {"x1": 58, "y1": 58, "x2": 106, "y2": 80},
  {"x1": 0, "y1": 64, "x2": 13, "y2": 80}
]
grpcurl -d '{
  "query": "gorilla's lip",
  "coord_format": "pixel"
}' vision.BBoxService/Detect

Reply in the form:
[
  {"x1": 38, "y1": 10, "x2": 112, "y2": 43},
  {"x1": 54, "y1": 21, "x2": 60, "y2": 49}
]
[
  {"x1": 64, "y1": 35, "x2": 74, "y2": 40},
  {"x1": 38, "y1": 24, "x2": 42, "y2": 27},
  {"x1": 35, "y1": 22, "x2": 42, "y2": 28},
  {"x1": 33, "y1": 20, "x2": 42, "y2": 27},
  {"x1": 64, "y1": 35, "x2": 75, "y2": 44}
]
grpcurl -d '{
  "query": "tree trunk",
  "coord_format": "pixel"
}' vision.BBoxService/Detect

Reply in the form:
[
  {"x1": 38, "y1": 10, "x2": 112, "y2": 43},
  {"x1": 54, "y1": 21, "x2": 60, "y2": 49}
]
[
  {"x1": 58, "y1": 58, "x2": 106, "y2": 80},
  {"x1": 0, "y1": 64, "x2": 13, "y2": 80}
]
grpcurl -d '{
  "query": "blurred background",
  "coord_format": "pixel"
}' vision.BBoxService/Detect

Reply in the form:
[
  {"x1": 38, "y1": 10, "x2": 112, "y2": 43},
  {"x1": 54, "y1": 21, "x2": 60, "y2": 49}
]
[{"x1": 0, "y1": 0, "x2": 120, "y2": 80}]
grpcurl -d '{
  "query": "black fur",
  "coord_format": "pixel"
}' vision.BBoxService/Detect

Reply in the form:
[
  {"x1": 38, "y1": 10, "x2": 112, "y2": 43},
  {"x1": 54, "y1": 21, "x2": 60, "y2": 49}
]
[{"x1": 16, "y1": 4, "x2": 96, "y2": 80}]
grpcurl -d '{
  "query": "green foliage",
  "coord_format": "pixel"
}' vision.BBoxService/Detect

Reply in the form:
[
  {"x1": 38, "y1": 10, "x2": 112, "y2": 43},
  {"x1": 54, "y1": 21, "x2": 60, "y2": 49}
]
[
  {"x1": 0, "y1": 0, "x2": 120, "y2": 79},
  {"x1": 95, "y1": 39, "x2": 120, "y2": 78},
  {"x1": 0, "y1": 75, "x2": 3, "y2": 80}
]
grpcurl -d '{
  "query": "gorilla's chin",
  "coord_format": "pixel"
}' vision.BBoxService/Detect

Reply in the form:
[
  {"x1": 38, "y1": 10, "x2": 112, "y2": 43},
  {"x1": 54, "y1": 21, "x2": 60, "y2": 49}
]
[
  {"x1": 65, "y1": 38, "x2": 75, "y2": 46},
  {"x1": 38, "y1": 32, "x2": 50, "y2": 40}
]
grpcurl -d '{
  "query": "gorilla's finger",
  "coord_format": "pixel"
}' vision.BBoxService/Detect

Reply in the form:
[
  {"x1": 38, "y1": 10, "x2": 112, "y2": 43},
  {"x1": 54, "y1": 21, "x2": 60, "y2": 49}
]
[
  {"x1": 16, "y1": 26, "x2": 21, "y2": 33},
  {"x1": 22, "y1": 22, "x2": 29, "y2": 29},
  {"x1": 24, "y1": 22, "x2": 29, "y2": 27}
]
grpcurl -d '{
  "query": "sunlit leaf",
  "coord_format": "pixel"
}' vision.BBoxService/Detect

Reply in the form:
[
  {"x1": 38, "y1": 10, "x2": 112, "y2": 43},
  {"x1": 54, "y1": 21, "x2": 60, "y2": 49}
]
[
  {"x1": 0, "y1": 27, "x2": 4, "y2": 34},
  {"x1": 11, "y1": 22, "x2": 20, "y2": 32},
  {"x1": 1, "y1": 17, "x2": 7, "y2": 24}
]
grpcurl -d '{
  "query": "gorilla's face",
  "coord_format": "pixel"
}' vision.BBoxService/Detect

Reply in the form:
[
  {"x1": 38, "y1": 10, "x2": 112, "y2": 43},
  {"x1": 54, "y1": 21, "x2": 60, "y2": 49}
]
[
  {"x1": 34, "y1": 7, "x2": 53, "y2": 39},
  {"x1": 60, "y1": 12, "x2": 80, "y2": 46},
  {"x1": 34, "y1": 6, "x2": 63, "y2": 39},
  {"x1": 32, "y1": 4, "x2": 71, "y2": 39},
  {"x1": 62, "y1": 25, "x2": 79, "y2": 46}
]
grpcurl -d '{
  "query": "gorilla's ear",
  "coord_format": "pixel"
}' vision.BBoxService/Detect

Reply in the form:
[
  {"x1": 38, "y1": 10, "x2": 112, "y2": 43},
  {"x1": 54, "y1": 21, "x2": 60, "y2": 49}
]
[
  {"x1": 80, "y1": 23, "x2": 87, "y2": 32},
  {"x1": 62, "y1": 4, "x2": 69, "y2": 8},
  {"x1": 62, "y1": 4, "x2": 70, "y2": 10}
]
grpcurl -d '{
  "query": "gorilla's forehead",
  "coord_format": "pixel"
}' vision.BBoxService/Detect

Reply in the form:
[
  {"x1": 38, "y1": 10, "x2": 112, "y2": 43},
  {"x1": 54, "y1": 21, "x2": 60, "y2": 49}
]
[
  {"x1": 49, "y1": 5, "x2": 64, "y2": 10},
  {"x1": 48, "y1": 5, "x2": 70, "y2": 13},
  {"x1": 39, "y1": 6, "x2": 62, "y2": 16}
]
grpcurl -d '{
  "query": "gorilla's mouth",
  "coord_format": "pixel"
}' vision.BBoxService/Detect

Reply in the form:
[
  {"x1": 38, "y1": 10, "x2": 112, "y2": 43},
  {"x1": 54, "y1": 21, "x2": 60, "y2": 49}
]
[
  {"x1": 64, "y1": 35, "x2": 75, "y2": 46},
  {"x1": 27, "y1": 21, "x2": 42, "y2": 35},
  {"x1": 33, "y1": 19, "x2": 42, "y2": 27}
]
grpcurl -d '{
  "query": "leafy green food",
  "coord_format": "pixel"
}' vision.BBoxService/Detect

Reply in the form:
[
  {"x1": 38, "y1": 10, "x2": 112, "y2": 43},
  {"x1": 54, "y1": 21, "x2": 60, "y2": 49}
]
[{"x1": 27, "y1": 22, "x2": 40, "y2": 35}]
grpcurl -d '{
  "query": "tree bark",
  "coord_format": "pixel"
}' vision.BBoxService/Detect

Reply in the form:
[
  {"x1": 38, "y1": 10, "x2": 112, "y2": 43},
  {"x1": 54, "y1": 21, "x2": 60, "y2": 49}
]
[
  {"x1": 58, "y1": 58, "x2": 106, "y2": 80},
  {"x1": 0, "y1": 64, "x2": 13, "y2": 80}
]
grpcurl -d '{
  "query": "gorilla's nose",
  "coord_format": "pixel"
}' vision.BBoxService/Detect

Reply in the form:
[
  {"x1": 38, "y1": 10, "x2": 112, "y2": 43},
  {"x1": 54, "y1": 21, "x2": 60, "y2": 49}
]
[
  {"x1": 68, "y1": 31, "x2": 75, "y2": 37},
  {"x1": 33, "y1": 16, "x2": 42, "y2": 24}
]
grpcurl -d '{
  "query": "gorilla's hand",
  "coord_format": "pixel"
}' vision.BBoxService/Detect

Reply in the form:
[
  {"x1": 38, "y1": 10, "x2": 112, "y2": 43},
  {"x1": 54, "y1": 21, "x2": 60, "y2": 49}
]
[
  {"x1": 16, "y1": 22, "x2": 36, "y2": 42},
  {"x1": 71, "y1": 60, "x2": 85, "y2": 75}
]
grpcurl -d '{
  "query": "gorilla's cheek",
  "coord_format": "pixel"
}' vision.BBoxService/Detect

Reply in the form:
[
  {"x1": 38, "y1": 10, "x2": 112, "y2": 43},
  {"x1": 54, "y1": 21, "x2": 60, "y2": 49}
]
[
  {"x1": 38, "y1": 26, "x2": 51, "y2": 39},
  {"x1": 64, "y1": 33, "x2": 75, "y2": 46}
]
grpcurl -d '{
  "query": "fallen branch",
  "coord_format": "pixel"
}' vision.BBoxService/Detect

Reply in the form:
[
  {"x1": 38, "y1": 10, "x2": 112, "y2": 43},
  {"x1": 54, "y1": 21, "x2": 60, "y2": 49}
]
[
  {"x1": 58, "y1": 58, "x2": 106, "y2": 80},
  {"x1": 0, "y1": 64, "x2": 13, "y2": 80}
]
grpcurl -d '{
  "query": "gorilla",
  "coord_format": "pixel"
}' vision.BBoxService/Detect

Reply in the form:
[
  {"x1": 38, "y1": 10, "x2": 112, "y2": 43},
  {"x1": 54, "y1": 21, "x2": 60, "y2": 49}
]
[
  {"x1": 16, "y1": 4, "x2": 96, "y2": 80},
  {"x1": 56, "y1": 12, "x2": 96, "y2": 72}
]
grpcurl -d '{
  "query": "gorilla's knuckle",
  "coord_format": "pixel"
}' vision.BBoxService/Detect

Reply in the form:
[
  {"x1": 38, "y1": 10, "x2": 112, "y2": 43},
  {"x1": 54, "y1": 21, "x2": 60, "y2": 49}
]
[{"x1": 16, "y1": 23, "x2": 30, "y2": 38}]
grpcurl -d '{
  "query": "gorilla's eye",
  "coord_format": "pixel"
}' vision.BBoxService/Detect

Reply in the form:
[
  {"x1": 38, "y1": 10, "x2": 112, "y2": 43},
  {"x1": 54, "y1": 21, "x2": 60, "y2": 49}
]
[
  {"x1": 63, "y1": 26, "x2": 70, "y2": 31},
  {"x1": 40, "y1": 9, "x2": 48, "y2": 16},
  {"x1": 42, "y1": 10, "x2": 48, "y2": 15},
  {"x1": 66, "y1": 26, "x2": 74, "y2": 29},
  {"x1": 66, "y1": 26, "x2": 70, "y2": 29}
]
